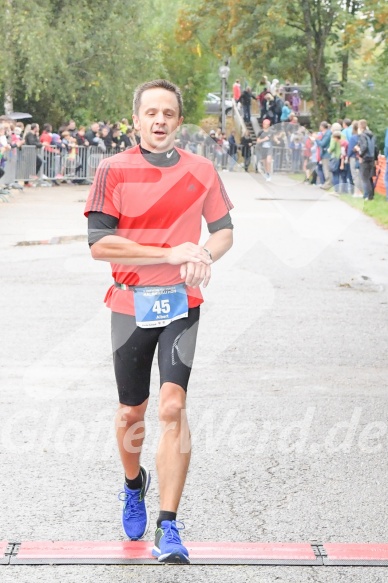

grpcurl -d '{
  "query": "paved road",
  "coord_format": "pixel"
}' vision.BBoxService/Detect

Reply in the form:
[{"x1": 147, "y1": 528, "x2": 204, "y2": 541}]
[{"x1": 1, "y1": 173, "x2": 388, "y2": 582}]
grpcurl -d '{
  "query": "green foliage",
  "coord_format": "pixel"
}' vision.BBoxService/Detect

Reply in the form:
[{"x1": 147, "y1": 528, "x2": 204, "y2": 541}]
[
  {"x1": 0, "y1": 0, "x2": 164, "y2": 126},
  {"x1": 0, "y1": 0, "x2": 214, "y2": 127},
  {"x1": 345, "y1": 66, "x2": 388, "y2": 150},
  {"x1": 146, "y1": 0, "x2": 212, "y2": 123},
  {"x1": 1, "y1": 0, "x2": 386, "y2": 129},
  {"x1": 0, "y1": 0, "x2": 57, "y2": 97},
  {"x1": 181, "y1": 0, "x2": 342, "y2": 121},
  {"x1": 178, "y1": 0, "x2": 387, "y2": 125}
]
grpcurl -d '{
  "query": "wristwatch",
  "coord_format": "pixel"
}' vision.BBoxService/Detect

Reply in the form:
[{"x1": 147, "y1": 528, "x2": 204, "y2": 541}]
[{"x1": 203, "y1": 247, "x2": 213, "y2": 261}]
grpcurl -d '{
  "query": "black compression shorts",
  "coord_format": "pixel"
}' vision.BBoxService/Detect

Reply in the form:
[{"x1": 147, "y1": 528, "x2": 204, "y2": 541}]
[{"x1": 111, "y1": 307, "x2": 200, "y2": 406}]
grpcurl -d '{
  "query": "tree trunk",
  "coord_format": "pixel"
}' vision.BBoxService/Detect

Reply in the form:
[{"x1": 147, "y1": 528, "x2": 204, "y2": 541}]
[
  {"x1": 4, "y1": 0, "x2": 14, "y2": 115},
  {"x1": 340, "y1": 0, "x2": 357, "y2": 116},
  {"x1": 299, "y1": 0, "x2": 334, "y2": 124},
  {"x1": 4, "y1": 79, "x2": 13, "y2": 115},
  {"x1": 4, "y1": 90, "x2": 13, "y2": 116},
  {"x1": 309, "y1": 69, "x2": 332, "y2": 124}
]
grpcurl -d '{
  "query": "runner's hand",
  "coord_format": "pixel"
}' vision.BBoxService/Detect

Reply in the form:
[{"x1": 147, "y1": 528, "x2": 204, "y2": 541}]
[
  {"x1": 180, "y1": 262, "x2": 211, "y2": 288},
  {"x1": 167, "y1": 243, "x2": 212, "y2": 266}
]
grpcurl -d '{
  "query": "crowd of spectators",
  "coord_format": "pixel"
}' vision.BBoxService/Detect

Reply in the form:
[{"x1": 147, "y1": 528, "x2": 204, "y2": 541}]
[
  {"x1": 175, "y1": 115, "x2": 383, "y2": 199},
  {"x1": 0, "y1": 105, "x2": 386, "y2": 201},
  {"x1": 302, "y1": 117, "x2": 380, "y2": 199},
  {"x1": 0, "y1": 117, "x2": 141, "y2": 186},
  {"x1": 232, "y1": 76, "x2": 303, "y2": 126},
  {"x1": 230, "y1": 75, "x2": 385, "y2": 197},
  {"x1": 174, "y1": 116, "x2": 307, "y2": 180}
]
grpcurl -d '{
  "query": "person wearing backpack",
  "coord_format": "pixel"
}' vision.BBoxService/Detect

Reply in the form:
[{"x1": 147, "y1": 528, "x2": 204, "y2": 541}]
[{"x1": 356, "y1": 119, "x2": 378, "y2": 200}]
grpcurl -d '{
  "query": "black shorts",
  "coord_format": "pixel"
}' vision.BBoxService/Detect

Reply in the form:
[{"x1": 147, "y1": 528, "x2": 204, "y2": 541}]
[{"x1": 111, "y1": 307, "x2": 200, "y2": 406}]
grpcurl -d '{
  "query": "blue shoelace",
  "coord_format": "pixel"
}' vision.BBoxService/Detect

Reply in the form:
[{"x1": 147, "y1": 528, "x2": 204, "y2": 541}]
[
  {"x1": 162, "y1": 520, "x2": 186, "y2": 543},
  {"x1": 118, "y1": 489, "x2": 141, "y2": 519}
]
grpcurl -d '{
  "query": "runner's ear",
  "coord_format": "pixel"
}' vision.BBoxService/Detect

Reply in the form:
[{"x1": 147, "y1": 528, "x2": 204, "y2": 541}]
[{"x1": 132, "y1": 114, "x2": 140, "y2": 131}]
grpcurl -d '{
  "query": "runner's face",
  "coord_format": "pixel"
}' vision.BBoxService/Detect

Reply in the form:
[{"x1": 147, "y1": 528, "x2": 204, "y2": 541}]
[{"x1": 133, "y1": 88, "x2": 183, "y2": 152}]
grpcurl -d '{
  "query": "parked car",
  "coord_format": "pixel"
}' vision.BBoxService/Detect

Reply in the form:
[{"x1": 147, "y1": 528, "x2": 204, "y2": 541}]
[{"x1": 204, "y1": 93, "x2": 233, "y2": 116}]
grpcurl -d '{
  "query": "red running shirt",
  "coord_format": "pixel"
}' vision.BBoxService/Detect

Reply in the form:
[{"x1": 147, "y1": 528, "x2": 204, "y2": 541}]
[{"x1": 84, "y1": 145, "x2": 233, "y2": 315}]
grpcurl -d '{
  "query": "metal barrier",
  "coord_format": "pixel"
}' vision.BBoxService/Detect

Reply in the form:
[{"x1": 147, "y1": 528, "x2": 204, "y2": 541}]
[
  {"x1": 38, "y1": 145, "x2": 114, "y2": 182},
  {"x1": 16, "y1": 146, "x2": 40, "y2": 181},
  {"x1": 0, "y1": 147, "x2": 18, "y2": 186},
  {"x1": 0, "y1": 143, "x2": 301, "y2": 190},
  {"x1": 11, "y1": 145, "x2": 119, "y2": 184},
  {"x1": 272, "y1": 147, "x2": 292, "y2": 172}
]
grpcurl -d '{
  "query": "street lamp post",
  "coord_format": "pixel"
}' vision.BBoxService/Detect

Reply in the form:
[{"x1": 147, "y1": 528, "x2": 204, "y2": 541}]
[{"x1": 219, "y1": 63, "x2": 230, "y2": 134}]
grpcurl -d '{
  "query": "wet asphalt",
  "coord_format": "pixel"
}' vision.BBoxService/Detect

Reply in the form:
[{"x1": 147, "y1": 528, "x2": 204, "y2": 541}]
[{"x1": 1, "y1": 171, "x2": 388, "y2": 582}]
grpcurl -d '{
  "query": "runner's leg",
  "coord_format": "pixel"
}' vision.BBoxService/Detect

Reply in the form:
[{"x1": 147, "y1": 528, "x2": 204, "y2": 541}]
[
  {"x1": 156, "y1": 307, "x2": 199, "y2": 512},
  {"x1": 116, "y1": 400, "x2": 149, "y2": 479},
  {"x1": 157, "y1": 383, "x2": 191, "y2": 512},
  {"x1": 267, "y1": 154, "x2": 273, "y2": 176},
  {"x1": 111, "y1": 312, "x2": 160, "y2": 478}
]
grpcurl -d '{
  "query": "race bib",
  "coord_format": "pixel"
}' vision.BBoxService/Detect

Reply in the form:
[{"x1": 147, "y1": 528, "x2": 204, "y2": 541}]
[{"x1": 133, "y1": 284, "x2": 188, "y2": 328}]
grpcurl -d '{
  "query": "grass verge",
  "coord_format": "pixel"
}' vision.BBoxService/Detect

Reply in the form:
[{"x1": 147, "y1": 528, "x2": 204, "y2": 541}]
[
  {"x1": 340, "y1": 194, "x2": 388, "y2": 229},
  {"x1": 287, "y1": 172, "x2": 388, "y2": 229}
]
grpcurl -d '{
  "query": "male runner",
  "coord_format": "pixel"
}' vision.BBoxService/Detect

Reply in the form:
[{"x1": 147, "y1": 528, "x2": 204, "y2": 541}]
[{"x1": 84, "y1": 79, "x2": 233, "y2": 564}]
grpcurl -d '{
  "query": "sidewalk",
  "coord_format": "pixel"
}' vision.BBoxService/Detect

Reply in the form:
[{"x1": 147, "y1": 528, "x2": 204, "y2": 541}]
[{"x1": 1, "y1": 173, "x2": 388, "y2": 582}]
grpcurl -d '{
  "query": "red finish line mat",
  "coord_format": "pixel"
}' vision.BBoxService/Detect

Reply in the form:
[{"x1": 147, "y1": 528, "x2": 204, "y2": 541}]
[
  {"x1": 9, "y1": 541, "x2": 321, "y2": 565},
  {"x1": 4, "y1": 541, "x2": 388, "y2": 566},
  {"x1": 323, "y1": 543, "x2": 388, "y2": 566}
]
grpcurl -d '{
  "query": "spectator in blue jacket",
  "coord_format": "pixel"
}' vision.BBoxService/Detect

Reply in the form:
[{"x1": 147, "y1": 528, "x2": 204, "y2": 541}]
[
  {"x1": 280, "y1": 102, "x2": 292, "y2": 122},
  {"x1": 342, "y1": 119, "x2": 353, "y2": 142},
  {"x1": 315, "y1": 121, "x2": 332, "y2": 189}
]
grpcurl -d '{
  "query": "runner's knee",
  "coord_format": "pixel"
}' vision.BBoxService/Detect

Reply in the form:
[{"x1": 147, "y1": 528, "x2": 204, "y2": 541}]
[
  {"x1": 117, "y1": 404, "x2": 146, "y2": 427},
  {"x1": 159, "y1": 394, "x2": 185, "y2": 424}
]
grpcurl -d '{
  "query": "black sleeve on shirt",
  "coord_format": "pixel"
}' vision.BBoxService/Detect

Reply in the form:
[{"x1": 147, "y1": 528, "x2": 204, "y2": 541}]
[
  {"x1": 88, "y1": 211, "x2": 119, "y2": 246},
  {"x1": 207, "y1": 212, "x2": 234, "y2": 234}
]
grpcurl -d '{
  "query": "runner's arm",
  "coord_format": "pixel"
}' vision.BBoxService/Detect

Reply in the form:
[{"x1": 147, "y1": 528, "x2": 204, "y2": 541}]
[
  {"x1": 180, "y1": 209, "x2": 234, "y2": 287},
  {"x1": 202, "y1": 227, "x2": 233, "y2": 262},
  {"x1": 92, "y1": 235, "x2": 212, "y2": 266},
  {"x1": 180, "y1": 228, "x2": 233, "y2": 288},
  {"x1": 88, "y1": 212, "x2": 211, "y2": 266}
]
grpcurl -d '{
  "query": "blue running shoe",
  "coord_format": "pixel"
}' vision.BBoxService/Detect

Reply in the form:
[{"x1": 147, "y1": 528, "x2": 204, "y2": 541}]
[
  {"x1": 152, "y1": 520, "x2": 190, "y2": 564},
  {"x1": 118, "y1": 466, "x2": 151, "y2": 540}
]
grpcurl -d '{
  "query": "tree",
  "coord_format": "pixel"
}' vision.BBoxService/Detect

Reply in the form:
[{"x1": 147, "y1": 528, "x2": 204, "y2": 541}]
[
  {"x1": 177, "y1": 0, "x2": 387, "y2": 124},
  {"x1": 0, "y1": 0, "x2": 57, "y2": 114},
  {"x1": 0, "y1": 0, "x2": 214, "y2": 127},
  {"x1": 0, "y1": 0, "x2": 165, "y2": 126},
  {"x1": 342, "y1": 0, "x2": 387, "y2": 147},
  {"x1": 181, "y1": 0, "x2": 346, "y2": 122},
  {"x1": 148, "y1": 0, "x2": 213, "y2": 123}
]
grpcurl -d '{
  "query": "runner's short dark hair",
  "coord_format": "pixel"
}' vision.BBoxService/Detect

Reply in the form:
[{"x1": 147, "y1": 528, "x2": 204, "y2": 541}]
[{"x1": 133, "y1": 79, "x2": 183, "y2": 118}]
